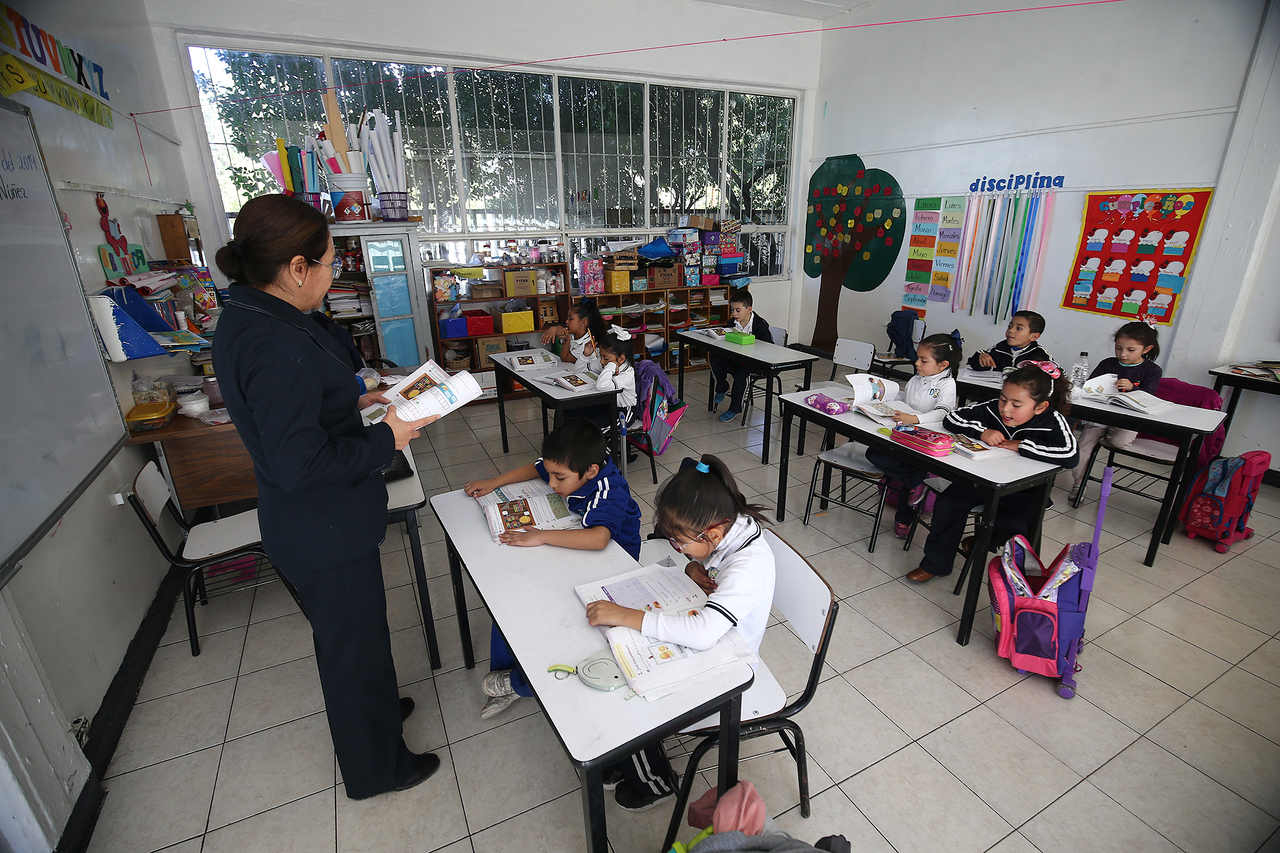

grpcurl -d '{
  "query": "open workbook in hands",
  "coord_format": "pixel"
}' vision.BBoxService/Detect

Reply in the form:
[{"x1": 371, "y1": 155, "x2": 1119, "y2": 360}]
[
  {"x1": 361, "y1": 359, "x2": 482, "y2": 423},
  {"x1": 574, "y1": 557, "x2": 757, "y2": 701},
  {"x1": 472, "y1": 478, "x2": 581, "y2": 542}
]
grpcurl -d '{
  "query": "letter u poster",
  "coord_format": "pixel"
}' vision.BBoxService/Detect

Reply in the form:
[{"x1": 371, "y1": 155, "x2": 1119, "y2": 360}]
[{"x1": 1062, "y1": 189, "x2": 1212, "y2": 325}]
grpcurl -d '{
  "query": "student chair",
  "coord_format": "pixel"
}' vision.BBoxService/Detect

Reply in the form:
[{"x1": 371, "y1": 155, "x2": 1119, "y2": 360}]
[
  {"x1": 802, "y1": 443, "x2": 891, "y2": 553},
  {"x1": 127, "y1": 461, "x2": 303, "y2": 656},
  {"x1": 737, "y1": 325, "x2": 789, "y2": 425},
  {"x1": 659, "y1": 530, "x2": 837, "y2": 851},
  {"x1": 1071, "y1": 378, "x2": 1224, "y2": 509},
  {"x1": 901, "y1": 477, "x2": 983, "y2": 594}
]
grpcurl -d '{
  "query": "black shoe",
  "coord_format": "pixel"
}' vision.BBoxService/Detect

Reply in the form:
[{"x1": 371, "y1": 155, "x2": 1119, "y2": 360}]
[
  {"x1": 614, "y1": 779, "x2": 675, "y2": 812},
  {"x1": 602, "y1": 763, "x2": 624, "y2": 792},
  {"x1": 390, "y1": 752, "x2": 440, "y2": 794},
  {"x1": 400, "y1": 697, "x2": 415, "y2": 722},
  {"x1": 626, "y1": 451, "x2": 639, "y2": 464}
]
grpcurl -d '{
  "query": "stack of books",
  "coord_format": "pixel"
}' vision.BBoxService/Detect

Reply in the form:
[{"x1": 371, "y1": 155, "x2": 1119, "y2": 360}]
[{"x1": 326, "y1": 281, "x2": 372, "y2": 318}]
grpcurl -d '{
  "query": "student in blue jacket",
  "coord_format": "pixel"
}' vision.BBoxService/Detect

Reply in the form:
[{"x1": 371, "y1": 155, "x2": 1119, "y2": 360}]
[{"x1": 214, "y1": 195, "x2": 439, "y2": 800}]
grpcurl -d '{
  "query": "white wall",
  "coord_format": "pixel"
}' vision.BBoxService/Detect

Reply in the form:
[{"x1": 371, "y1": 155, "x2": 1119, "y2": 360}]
[
  {"x1": 806, "y1": 0, "x2": 1278, "y2": 471},
  {"x1": 3, "y1": 0, "x2": 192, "y2": 720}
]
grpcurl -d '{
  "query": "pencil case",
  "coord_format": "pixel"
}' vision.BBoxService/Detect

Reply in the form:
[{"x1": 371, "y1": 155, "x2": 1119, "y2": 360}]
[
  {"x1": 804, "y1": 393, "x2": 850, "y2": 415},
  {"x1": 890, "y1": 424, "x2": 955, "y2": 457}
]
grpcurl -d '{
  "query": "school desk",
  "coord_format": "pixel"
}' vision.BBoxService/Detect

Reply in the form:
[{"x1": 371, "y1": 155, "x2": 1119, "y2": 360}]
[
  {"x1": 958, "y1": 373, "x2": 1226, "y2": 567},
  {"x1": 127, "y1": 415, "x2": 443, "y2": 670},
  {"x1": 673, "y1": 329, "x2": 820, "y2": 464},
  {"x1": 775, "y1": 384, "x2": 1062, "y2": 646},
  {"x1": 1209, "y1": 364, "x2": 1280, "y2": 443},
  {"x1": 429, "y1": 488, "x2": 754, "y2": 853}
]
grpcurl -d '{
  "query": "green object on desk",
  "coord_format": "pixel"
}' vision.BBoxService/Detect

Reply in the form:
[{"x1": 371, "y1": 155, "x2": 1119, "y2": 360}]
[{"x1": 725, "y1": 330, "x2": 755, "y2": 346}]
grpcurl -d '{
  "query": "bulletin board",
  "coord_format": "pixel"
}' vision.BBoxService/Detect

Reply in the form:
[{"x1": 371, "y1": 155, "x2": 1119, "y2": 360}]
[{"x1": 1061, "y1": 189, "x2": 1213, "y2": 325}]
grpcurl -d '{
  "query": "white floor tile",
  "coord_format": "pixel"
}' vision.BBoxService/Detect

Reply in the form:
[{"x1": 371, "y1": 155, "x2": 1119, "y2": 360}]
[
  {"x1": 203, "y1": 789, "x2": 335, "y2": 853},
  {"x1": 209, "y1": 713, "x2": 336, "y2": 830},
  {"x1": 1020, "y1": 780, "x2": 1180, "y2": 853},
  {"x1": 227, "y1": 656, "x2": 325, "y2": 739},
  {"x1": 108, "y1": 678, "x2": 235, "y2": 777},
  {"x1": 335, "y1": 758, "x2": 469, "y2": 853},
  {"x1": 986, "y1": 678, "x2": 1139, "y2": 776},
  {"x1": 89, "y1": 747, "x2": 221, "y2": 853},
  {"x1": 845, "y1": 647, "x2": 979, "y2": 739}
]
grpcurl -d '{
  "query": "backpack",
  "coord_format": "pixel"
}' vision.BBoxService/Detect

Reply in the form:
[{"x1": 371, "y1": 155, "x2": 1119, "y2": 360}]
[
  {"x1": 886, "y1": 310, "x2": 920, "y2": 360},
  {"x1": 1178, "y1": 450, "x2": 1269, "y2": 553}
]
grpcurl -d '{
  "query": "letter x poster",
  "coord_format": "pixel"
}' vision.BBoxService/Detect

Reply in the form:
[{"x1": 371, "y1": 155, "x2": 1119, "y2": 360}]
[{"x1": 1061, "y1": 189, "x2": 1212, "y2": 325}]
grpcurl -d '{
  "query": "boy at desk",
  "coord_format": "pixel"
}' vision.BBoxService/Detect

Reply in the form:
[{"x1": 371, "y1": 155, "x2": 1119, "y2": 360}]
[
  {"x1": 967, "y1": 310, "x2": 1054, "y2": 371},
  {"x1": 711, "y1": 289, "x2": 774, "y2": 423},
  {"x1": 464, "y1": 418, "x2": 642, "y2": 719}
]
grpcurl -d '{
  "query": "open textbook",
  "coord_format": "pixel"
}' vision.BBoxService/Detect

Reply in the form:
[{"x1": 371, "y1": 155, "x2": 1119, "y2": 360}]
[
  {"x1": 538, "y1": 367, "x2": 601, "y2": 391},
  {"x1": 1078, "y1": 374, "x2": 1176, "y2": 415},
  {"x1": 361, "y1": 359, "x2": 482, "y2": 423},
  {"x1": 574, "y1": 557, "x2": 757, "y2": 701},
  {"x1": 958, "y1": 367, "x2": 1008, "y2": 386},
  {"x1": 505, "y1": 349, "x2": 559, "y2": 371},
  {"x1": 473, "y1": 478, "x2": 581, "y2": 542},
  {"x1": 950, "y1": 433, "x2": 1016, "y2": 461}
]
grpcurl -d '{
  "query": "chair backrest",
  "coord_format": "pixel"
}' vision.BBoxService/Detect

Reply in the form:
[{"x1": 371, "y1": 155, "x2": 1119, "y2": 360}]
[
  {"x1": 133, "y1": 461, "x2": 174, "y2": 528},
  {"x1": 833, "y1": 338, "x2": 875, "y2": 373},
  {"x1": 769, "y1": 326, "x2": 787, "y2": 348},
  {"x1": 1141, "y1": 377, "x2": 1225, "y2": 465},
  {"x1": 763, "y1": 530, "x2": 837, "y2": 716}
]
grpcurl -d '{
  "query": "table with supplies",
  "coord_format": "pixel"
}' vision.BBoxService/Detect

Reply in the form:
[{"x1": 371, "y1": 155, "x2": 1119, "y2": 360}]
[
  {"x1": 775, "y1": 383, "x2": 1062, "y2": 645},
  {"x1": 1209, "y1": 363, "x2": 1280, "y2": 443},
  {"x1": 429, "y1": 488, "x2": 755, "y2": 852}
]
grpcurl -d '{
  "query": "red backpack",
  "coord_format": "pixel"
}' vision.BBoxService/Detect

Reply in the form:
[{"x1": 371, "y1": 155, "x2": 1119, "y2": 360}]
[{"x1": 1178, "y1": 450, "x2": 1270, "y2": 553}]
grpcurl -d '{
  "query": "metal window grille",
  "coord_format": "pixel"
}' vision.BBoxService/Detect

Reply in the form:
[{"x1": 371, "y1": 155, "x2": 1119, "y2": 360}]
[
  {"x1": 727, "y1": 93, "x2": 794, "y2": 226},
  {"x1": 559, "y1": 77, "x2": 645, "y2": 230},
  {"x1": 649, "y1": 85, "x2": 725, "y2": 229}
]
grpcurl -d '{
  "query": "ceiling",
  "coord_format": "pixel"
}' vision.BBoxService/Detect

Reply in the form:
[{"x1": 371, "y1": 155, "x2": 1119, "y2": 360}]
[{"x1": 690, "y1": 0, "x2": 874, "y2": 21}]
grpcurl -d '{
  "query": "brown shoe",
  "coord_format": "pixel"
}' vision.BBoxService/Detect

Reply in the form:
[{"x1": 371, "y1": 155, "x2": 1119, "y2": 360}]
[
  {"x1": 961, "y1": 536, "x2": 975, "y2": 556},
  {"x1": 906, "y1": 568, "x2": 936, "y2": 582}
]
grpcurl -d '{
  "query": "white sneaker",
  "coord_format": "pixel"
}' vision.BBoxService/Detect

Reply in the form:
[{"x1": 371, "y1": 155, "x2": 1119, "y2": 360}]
[
  {"x1": 483, "y1": 670, "x2": 515, "y2": 697},
  {"x1": 480, "y1": 693, "x2": 520, "y2": 720}
]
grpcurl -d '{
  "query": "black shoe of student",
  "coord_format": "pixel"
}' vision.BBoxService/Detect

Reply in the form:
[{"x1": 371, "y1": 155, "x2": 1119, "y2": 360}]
[
  {"x1": 400, "y1": 697, "x2": 415, "y2": 722},
  {"x1": 626, "y1": 451, "x2": 639, "y2": 464},
  {"x1": 391, "y1": 752, "x2": 440, "y2": 794},
  {"x1": 614, "y1": 779, "x2": 675, "y2": 812},
  {"x1": 602, "y1": 763, "x2": 624, "y2": 791}
]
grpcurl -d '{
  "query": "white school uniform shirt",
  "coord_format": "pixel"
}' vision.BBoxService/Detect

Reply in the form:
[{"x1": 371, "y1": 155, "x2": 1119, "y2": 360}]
[
  {"x1": 640, "y1": 515, "x2": 775, "y2": 653},
  {"x1": 594, "y1": 361, "x2": 638, "y2": 408},
  {"x1": 898, "y1": 371, "x2": 957, "y2": 427},
  {"x1": 568, "y1": 331, "x2": 600, "y2": 371}
]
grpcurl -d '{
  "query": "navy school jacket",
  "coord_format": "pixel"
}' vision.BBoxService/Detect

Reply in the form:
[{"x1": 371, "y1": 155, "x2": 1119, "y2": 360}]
[{"x1": 944, "y1": 399, "x2": 1079, "y2": 469}]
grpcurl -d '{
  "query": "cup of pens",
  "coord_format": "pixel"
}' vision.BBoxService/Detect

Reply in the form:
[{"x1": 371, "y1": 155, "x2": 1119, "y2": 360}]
[
  {"x1": 329, "y1": 173, "x2": 371, "y2": 222},
  {"x1": 378, "y1": 191, "x2": 408, "y2": 221}
]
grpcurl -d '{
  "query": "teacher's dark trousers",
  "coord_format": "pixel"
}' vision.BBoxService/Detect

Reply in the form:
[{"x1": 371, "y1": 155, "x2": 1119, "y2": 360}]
[{"x1": 283, "y1": 550, "x2": 414, "y2": 799}]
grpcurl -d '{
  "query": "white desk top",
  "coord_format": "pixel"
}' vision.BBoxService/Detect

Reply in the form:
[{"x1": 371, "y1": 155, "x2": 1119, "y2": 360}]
[
  {"x1": 956, "y1": 371, "x2": 1225, "y2": 435},
  {"x1": 783, "y1": 383, "x2": 1061, "y2": 489},
  {"x1": 430, "y1": 489, "x2": 754, "y2": 764},
  {"x1": 489, "y1": 351, "x2": 620, "y2": 405},
  {"x1": 676, "y1": 329, "x2": 821, "y2": 368}
]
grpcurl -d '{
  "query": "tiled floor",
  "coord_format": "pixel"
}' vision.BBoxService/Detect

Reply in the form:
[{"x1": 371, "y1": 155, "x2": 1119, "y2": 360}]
[{"x1": 88, "y1": 368, "x2": 1280, "y2": 853}]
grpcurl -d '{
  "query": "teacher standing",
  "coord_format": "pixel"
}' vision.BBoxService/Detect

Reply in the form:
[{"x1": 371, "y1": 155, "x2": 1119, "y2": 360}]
[{"x1": 213, "y1": 194, "x2": 439, "y2": 799}]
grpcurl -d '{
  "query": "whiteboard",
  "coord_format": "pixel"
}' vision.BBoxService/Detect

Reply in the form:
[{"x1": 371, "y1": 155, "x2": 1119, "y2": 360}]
[{"x1": 0, "y1": 99, "x2": 126, "y2": 587}]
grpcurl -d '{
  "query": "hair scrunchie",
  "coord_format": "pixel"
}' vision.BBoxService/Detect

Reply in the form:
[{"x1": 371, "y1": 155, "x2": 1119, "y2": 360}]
[
  {"x1": 226, "y1": 239, "x2": 245, "y2": 260},
  {"x1": 1017, "y1": 360, "x2": 1061, "y2": 379},
  {"x1": 694, "y1": 461, "x2": 711, "y2": 473}
]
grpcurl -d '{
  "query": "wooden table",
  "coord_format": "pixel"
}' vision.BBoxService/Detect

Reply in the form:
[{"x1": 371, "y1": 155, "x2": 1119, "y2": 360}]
[{"x1": 429, "y1": 488, "x2": 753, "y2": 853}]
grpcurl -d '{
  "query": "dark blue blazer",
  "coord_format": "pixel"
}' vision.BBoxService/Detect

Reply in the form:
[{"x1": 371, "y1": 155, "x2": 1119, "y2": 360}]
[{"x1": 213, "y1": 284, "x2": 395, "y2": 573}]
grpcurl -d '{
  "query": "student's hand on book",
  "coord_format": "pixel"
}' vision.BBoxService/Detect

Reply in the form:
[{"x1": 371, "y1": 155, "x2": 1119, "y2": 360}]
[
  {"x1": 384, "y1": 406, "x2": 438, "y2": 450},
  {"x1": 499, "y1": 526, "x2": 548, "y2": 547},
  {"x1": 464, "y1": 479, "x2": 496, "y2": 497},
  {"x1": 980, "y1": 428, "x2": 1005, "y2": 446},
  {"x1": 993, "y1": 438, "x2": 1021, "y2": 452},
  {"x1": 978, "y1": 353, "x2": 996, "y2": 368},
  {"x1": 586, "y1": 600, "x2": 644, "y2": 632},
  {"x1": 1115, "y1": 378, "x2": 1135, "y2": 391},
  {"x1": 358, "y1": 391, "x2": 390, "y2": 410},
  {"x1": 892, "y1": 411, "x2": 920, "y2": 425},
  {"x1": 685, "y1": 562, "x2": 717, "y2": 594}
]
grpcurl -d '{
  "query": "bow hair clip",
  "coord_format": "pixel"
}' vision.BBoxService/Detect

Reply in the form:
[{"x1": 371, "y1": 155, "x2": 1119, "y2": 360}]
[
  {"x1": 609, "y1": 324, "x2": 632, "y2": 341},
  {"x1": 1017, "y1": 360, "x2": 1062, "y2": 379}
]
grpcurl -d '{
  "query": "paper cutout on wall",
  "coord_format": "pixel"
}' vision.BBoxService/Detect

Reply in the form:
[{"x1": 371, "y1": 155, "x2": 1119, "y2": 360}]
[
  {"x1": 904, "y1": 196, "x2": 967, "y2": 313},
  {"x1": 1061, "y1": 188, "x2": 1212, "y2": 325}
]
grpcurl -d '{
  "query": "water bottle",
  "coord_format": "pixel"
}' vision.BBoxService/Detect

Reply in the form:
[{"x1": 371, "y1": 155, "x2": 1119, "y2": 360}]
[{"x1": 1070, "y1": 351, "x2": 1090, "y2": 392}]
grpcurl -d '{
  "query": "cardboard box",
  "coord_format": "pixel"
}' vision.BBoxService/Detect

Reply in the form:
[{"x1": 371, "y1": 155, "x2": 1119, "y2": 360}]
[
  {"x1": 475, "y1": 335, "x2": 506, "y2": 370},
  {"x1": 702, "y1": 231, "x2": 721, "y2": 247},
  {"x1": 701, "y1": 274, "x2": 721, "y2": 287},
  {"x1": 684, "y1": 268, "x2": 702, "y2": 287},
  {"x1": 717, "y1": 218, "x2": 741, "y2": 234},
  {"x1": 578, "y1": 258, "x2": 605, "y2": 294},
  {"x1": 462, "y1": 309, "x2": 495, "y2": 336},
  {"x1": 647, "y1": 264, "x2": 683, "y2": 290},
  {"x1": 606, "y1": 270, "x2": 632, "y2": 293},
  {"x1": 495, "y1": 308, "x2": 534, "y2": 334},
  {"x1": 630, "y1": 276, "x2": 648, "y2": 291},
  {"x1": 439, "y1": 315, "x2": 467, "y2": 339},
  {"x1": 471, "y1": 283, "x2": 505, "y2": 300},
  {"x1": 678, "y1": 214, "x2": 715, "y2": 230},
  {"x1": 504, "y1": 269, "x2": 536, "y2": 297}
]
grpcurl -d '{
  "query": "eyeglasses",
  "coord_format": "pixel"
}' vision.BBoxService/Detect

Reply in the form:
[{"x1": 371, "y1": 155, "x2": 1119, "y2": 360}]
[
  {"x1": 313, "y1": 258, "x2": 344, "y2": 279},
  {"x1": 664, "y1": 519, "x2": 731, "y2": 553}
]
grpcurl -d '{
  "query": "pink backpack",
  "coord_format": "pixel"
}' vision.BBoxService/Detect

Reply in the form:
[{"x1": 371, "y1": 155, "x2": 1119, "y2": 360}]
[{"x1": 1178, "y1": 450, "x2": 1269, "y2": 553}]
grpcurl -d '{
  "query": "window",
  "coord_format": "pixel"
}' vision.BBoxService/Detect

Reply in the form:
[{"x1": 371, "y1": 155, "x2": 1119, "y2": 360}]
[
  {"x1": 331, "y1": 60, "x2": 460, "y2": 232},
  {"x1": 454, "y1": 69, "x2": 557, "y2": 231},
  {"x1": 727, "y1": 93, "x2": 793, "y2": 226},
  {"x1": 649, "y1": 86, "x2": 724, "y2": 229},
  {"x1": 559, "y1": 77, "x2": 645, "y2": 230}
]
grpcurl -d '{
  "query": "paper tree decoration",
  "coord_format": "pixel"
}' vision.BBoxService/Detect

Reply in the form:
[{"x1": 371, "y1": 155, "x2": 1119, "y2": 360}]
[{"x1": 803, "y1": 154, "x2": 905, "y2": 351}]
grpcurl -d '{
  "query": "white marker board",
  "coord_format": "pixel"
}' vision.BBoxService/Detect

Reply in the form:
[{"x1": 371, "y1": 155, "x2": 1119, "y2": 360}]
[{"x1": 0, "y1": 98, "x2": 126, "y2": 587}]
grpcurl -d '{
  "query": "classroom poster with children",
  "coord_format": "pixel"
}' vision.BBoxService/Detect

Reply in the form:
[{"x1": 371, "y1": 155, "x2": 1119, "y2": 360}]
[{"x1": 1061, "y1": 188, "x2": 1213, "y2": 325}]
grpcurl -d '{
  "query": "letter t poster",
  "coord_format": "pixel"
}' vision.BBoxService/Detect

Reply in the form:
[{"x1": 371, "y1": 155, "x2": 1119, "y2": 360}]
[
  {"x1": 1061, "y1": 189, "x2": 1212, "y2": 325},
  {"x1": 904, "y1": 196, "x2": 966, "y2": 317}
]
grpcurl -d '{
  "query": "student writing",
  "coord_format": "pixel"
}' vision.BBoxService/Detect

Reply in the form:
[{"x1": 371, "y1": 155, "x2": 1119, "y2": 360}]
[{"x1": 463, "y1": 418, "x2": 641, "y2": 719}]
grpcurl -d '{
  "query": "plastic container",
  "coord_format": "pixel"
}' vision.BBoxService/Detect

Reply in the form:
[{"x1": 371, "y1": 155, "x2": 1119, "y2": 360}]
[
  {"x1": 329, "y1": 174, "x2": 371, "y2": 222},
  {"x1": 378, "y1": 191, "x2": 408, "y2": 221},
  {"x1": 1070, "y1": 352, "x2": 1090, "y2": 391},
  {"x1": 178, "y1": 392, "x2": 210, "y2": 417},
  {"x1": 298, "y1": 192, "x2": 329, "y2": 217},
  {"x1": 201, "y1": 376, "x2": 223, "y2": 408},
  {"x1": 125, "y1": 401, "x2": 177, "y2": 431}
]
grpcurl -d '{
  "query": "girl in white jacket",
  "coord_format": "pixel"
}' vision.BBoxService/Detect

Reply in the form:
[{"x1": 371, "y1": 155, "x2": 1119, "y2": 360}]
[
  {"x1": 586, "y1": 454, "x2": 774, "y2": 811},
  {"x1": 595, "y1": 325, "x2": 639, "y2": 426},
  {"x1": 865, "y1": 333, "x2": 962, "y2": 539}
]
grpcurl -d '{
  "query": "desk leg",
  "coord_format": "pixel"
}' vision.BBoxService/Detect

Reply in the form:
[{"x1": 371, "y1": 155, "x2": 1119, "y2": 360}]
[
  {"x1": 404, "y1": 509, "x2": 441, "y2": 670},
  {"x1": 1163, "y1": 435, "x2": 1205, "y2": 546},
  {"x1": 777, "y1": 408, "x2": 793, "y2": 521},
  {"x1": 957, "y1": 496, "x2": 1000, "y2": 646},
  {"x1": 761, "y1": 368, "x2": 775, "y2": 464},
  {"x1": 678, "y1": 338, "x2": 687, "y2": 404},
  {"x1": 445, "y1": 534, "x2": 475, "y2": 669},
  {"x1": 548, "y1": 404, "x2": 558, "y2": 437},
  {"x1": 716, "y1": 692, "x2": 744, "y2": 796},
  {"x1": 796, "y1": 363, "x2": 814, "y2": 457},
  {"x1": 1027, "y1": 477, "x2": 1054, "y2": 554},
  {"x1": 580, "y1": 764, "x2": 608, "y2": 853},
  {"x1": 1215, "y1": 378, "x2": 1241, "y2": 441},
  {"x1": 497, "y1": 374, "x2": 510, "y2": 454},
  {"x1": 1145, "y1": 437, "x2": 1191, "y2": 566}
]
